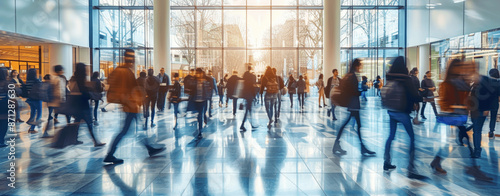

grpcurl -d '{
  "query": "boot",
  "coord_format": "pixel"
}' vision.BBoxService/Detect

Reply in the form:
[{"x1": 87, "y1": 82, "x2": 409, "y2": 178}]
[
  {"x1": 471, "y1": 148, "x2": 481, "y2": 158},
  {"x1": 332, "y1": 141, "x2": 347, "y2": 155},
  {"x1": 430, "y1": 156, "x2": 447, "y2": 174},
  {"x1": 383, "y1": 161, "x2": 396, "y2": 171},
  {"x1": 361, "y1": 145, "x2": 376, "y2": 156}
]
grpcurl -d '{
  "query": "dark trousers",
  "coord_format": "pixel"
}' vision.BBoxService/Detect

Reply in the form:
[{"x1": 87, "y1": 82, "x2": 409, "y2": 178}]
[
  {"x1": 472, "y1": 114, "x2": 487, "y2": 152},
  {"x1": 490, "y1": 105, "x2": 498, "y2": 132},
  {"x1": 436, "y1": 126, "x2": 471, "y2": 158},
  {"x1": 27, "y1": 100, "x2": 42, "y2": 130},
  {"x1": 275, "y1": 94, "x2": 282, "y2": 119},
  {"x1": 92, "y1": 100, "x2": 99, "y2": 121},
  {"x1": 231, "y1": 98, "x2": 238, "y2": 115},
  {"x1": 195, "y1": 101, "x2": 207, "y2": 131},
  {"x1": 74, "y1": 109, "x2": 98, "y2": 144},
  {"x1": 264, "y1": 94, "x2": 277, "y2": 121},
  {"x1": 330, "y1": 104, "x2": 337, "y2": 119},
  {"x1": 241, "y1": 98, "x2": 254, "y2": 128},
  {"x1": 157, "y1": 91, "x2": 167, "y2": 111},
  {"x1": 385, "y1": 111, "x2": 415, "y2": 169},
  {"x1": 144, "y1": 96, "x2": 157, "y2": 123},
  {"x1": 54, "y1": 112, "x2": 71, "y2": 124},
  {"x1": 336, "y1": 111, "x2": 363, "y2": 145},
  {"x1": 107, "y1": 112, "x2": 138, "y2": 156},
  {"x1": 14, "y1": 99, "x2": 20, "y2": 120},
  {"x1": 208, "y1": 97, "x2": 214, "y2": 117},
  {"x1": 297, "y1": 93, "x2": 305, "y2": 108},
  {"x1": 0, "y1": 119, "x2": 7, "y2": 144},
  {"x1": 421, "y1": 101, "x2": 438, "y2": 117},
  {"x1": 289, "y1": 94, "x2": 294, "y2": 107}
]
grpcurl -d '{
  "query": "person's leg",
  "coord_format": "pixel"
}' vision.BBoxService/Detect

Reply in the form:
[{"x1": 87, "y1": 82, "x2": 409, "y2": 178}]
[
  {"x1": 421, "y1": 102, "x2": 427, "y2": 118},
  {"x1": 277, "y1": 94, "x2": 282, "y2": 119},
  {"x1": 384, "y1": 112, "x2": 398, "y2": 166},
  {"x1": 197, "y1": 102, "x2": 205, "y2": 132},
  {"x1": 335, "y1": 113, "x2": 352, "y2": 143},
  {"x1": 331, "y1": 104, "x2": 337, "y2": 120},
  {"x1": 297, "y1": 93, "x2": 301, "y2": 108},
  {"x1": 232, "y1": 98, "x2": 237, "y2": 115},
  {"x1": 0, "y1": 119, "x2": 7, "y2": 145},
  {"x1": 264, "y1": 97, "x2": 272, "y2": 121},
  {"x1": 352, "y1": 111, "x2": 363, "y2": 144},
  {"x1": 143, "y1": 97, "x2": 150, "y2": 128},
  {"x1": 430, "y1": 101, "x2": 438, "y2": 117},
  {"x1": 289, "y1": 94, "x2": 293, "y2": 107},
  {"x1": 399, "y1": 113, "x2": 416, "y2": 169},
  {"x1": 47, "y1": 107, "x2": 54, "y2": 121},
  {"x1": 26, "y1": 101, "x2": 36, "y2": 129},
  {"x1": 35, "y1": 100, "x2": 42, "y2": 123},
  {"x1": 270, "y1": 98, "x2": 276, "y2": 122},
  {"x1": 93, "y1": 100, "x2": 99, "y2": 121},
  {"x1": 151, "y1": 97, "x2": 157, "y2": 124},
  {"x1": 241, "y1": 100, "x2": 250, "y2": 128},
  {"x1": 489, "y1": 106, "x2": 498, "y2": 133},
  {"x1": 472, "y1": 115, "x2": 487, "y2": 157},
  {"x1": 14, "y1": 99, "x2": 20, "y2": 121},
  {"x1": 107, "y1": 112, "x2": 135, "y2": 157},
  {"x1": 82, "y1": 109, "x2": 102, "y2": 145}
]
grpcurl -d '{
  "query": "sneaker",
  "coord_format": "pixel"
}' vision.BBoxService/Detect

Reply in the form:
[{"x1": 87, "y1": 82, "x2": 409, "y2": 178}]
[
  {"x1": 407, "y1": 171, "x2": 427, "y2": 180},
  {"x1": 28, "y1": 129, "x2": 38, "y2": 134},
  {"x1": 94, "y1": 121, "x2": 99, "y2": 126},
  {"x1": 94, "y1": 142, "x2": 106, "y2": 147},
  {"x1": 101, "y1": 108, "x2": 108, "y2": 112},
  {"x1": 489, "y1": 131, "x2": 494, "y2": 138},
  {"x1": 420, "y1": 115, "x2": 427, "y2": 120},
  {"x1": 16, "y1": 119, "x2": 24, "y2": 123},
  {"x1": 76, "y1": 141, "x2": 84, "y2": 145},
  {"x1": 103, "y1": 155, "x2": 124, "y2": 164},
  {"x1": 383, "y1": 163, "x2": 396, "y2": 171},
  {"x1": 151, "y1": 123, "x2": 156, "y2": 128},
  {"x1": 148, "y1": 147, "x2": 166, "y2": 157}
]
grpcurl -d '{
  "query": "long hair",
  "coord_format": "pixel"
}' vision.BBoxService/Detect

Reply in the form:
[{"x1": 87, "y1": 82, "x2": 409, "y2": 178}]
[
  {"x1": 264, "y1": 67, "x2": 274, "y2": 79},
  {"x1": 443, "y1": 59, "x2": 463, "y2": 82},
  {"x1": 91, "y1": 71, "x2": 99, "y2": 80},
  {"x1": 74, "y1": 63, "x2": 87, "y2": 85},
  {"x1": 319, "y1": 74, "x2": 323, "y2": 80},
  {"x1": 349, "y1": 58, "x2": 362, "y2": 74},
  {"x1": 388, "y1": 56, "x2": 408, "y2": 75},
  {"x1": 27, "y1": 68, "x2": 37, "y2": 81}
]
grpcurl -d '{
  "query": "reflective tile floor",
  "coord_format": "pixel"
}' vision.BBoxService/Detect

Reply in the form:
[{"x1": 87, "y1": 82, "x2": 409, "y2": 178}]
[{"x1": 0, "y1": 96, "x2": 499, "y2": 195}]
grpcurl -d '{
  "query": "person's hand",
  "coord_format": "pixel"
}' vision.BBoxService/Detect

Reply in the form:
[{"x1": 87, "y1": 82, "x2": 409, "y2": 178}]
[
  {"x1": 483, "y1": 111, "x2": 490, "y2": 116},
  {"x1": 418, "y1": 88, "x2": 424, "y2": 91}
]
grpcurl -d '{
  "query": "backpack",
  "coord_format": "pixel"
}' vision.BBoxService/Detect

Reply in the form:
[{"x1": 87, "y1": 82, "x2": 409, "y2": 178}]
[
  {"x1": 28, "y1": 82, "x2": 53, "y2": 102},
  {"x1": 266, "y1": 77, "x2": 279, "y2": 94},
  {"x1": 331, "y1": 75, "x2": 350, "y2": 107},
  {"x1": 381, "y1": 79, "x2": 407, "y2": 112}
]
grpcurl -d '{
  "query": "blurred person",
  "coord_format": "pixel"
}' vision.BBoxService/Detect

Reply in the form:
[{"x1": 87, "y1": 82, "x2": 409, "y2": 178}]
[
  {"x1": 41, "y1": 74, "x2": 52, "y2": 137},
  {"x1": 382, "y1": 56, "x2": 425, "y2": 179},
  {"x1": 0, "y1": 67, "x2": 10, "y2": 147},
  {"x1": 296, "y1": 75, "x2": 306, "y2": 110},
  {"x1": 316, "y1": 74, "x2": 326, "y2": 108},
  {"x1": 217, "y1": 79, "x2": 225, "y2": 107},
  {"x1": 420, "y1": 71, "x2": 439, "y2": 119},
  {"x1": 157, "y1": 68, "x2": 170, "y2": 112},
  {"x1": 90, "y1": 71, "x2": 104, "y2": 125},
  {"x1": 206, "y1": 70, "x2": 218, "y2": 118},
  {"x1": 373, "y1": 75, "x2": 382, "y2": 97},
  {"x1": 273, "y1": 68, "x2": 285, "y2": 120},
  {"x1": 170, "y1": 73, "x2": 182, "y2": 129},
  {"x1": 183, "y1": 69, "x2": 195, "y2": 97},
  {"x1": 137, "y1": 72, "x2": 148, "y2": 129},
  {"x1": 104, "y1": 49, "x2": 165, "y2": 164},
  {"x1": 144, "y1": 69, "x2": 160, "y2": 129},
  {"x1": 286, "y1": 75, "x2": 296, "y2": 108},
  {"x1": 70, "y1": 63, "x2": 106, "y2": 147},
  {"x1": 226, "y1": 71, "x2": 240, "y2": 115},
  {"x1": 305, "y1": 75, "x2": 310, "y2": 98},
  {"x1": 488, "y1": 68, "x2": 500, "y2": 138},
  {"x1": 332, "y1": 59, "x2": 375, "y2": 156},
  {"x1": 409, "y1": 68, "x2": 424, "y2": 124},
  {"x1": 23, "y1": 68, "x2": 42, "y2": 133},
  {"x1": 189, "y1": 68, "x2": 211, "y2": 139},
  {"x1": 10, "y1": 70, "x2": 24, "y2": 122},
  {"x1": 44, "y1": 65, "x2": 70, "y2": 136},
  {"x1": 240, "y1": 64, "x2": 258, "y2": 132},
  {"x1": 256, "y1": 74, "x2": 262, "y2": 105},
  {"x1": 260, "y1": 67, "x2": 280, "y2": 127},
  {"x1": 326, "y1": 69, "x2": 340, "y2": 120},
  {"x1": 361, "y1": 76, "x2": 368, "y2": 101}
]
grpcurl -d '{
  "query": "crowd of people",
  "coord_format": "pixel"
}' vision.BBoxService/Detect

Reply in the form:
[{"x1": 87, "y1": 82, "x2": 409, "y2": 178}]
[{"x1": 0, "y1": 49, "x2": 498, "y2": 181}]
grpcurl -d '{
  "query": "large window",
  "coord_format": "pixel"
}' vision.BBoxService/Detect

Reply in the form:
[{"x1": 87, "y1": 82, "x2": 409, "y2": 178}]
[
  {"x1": 340, "y1": 0, "x2": 404, "y2": 86},
  {"x1": 171, "y1": 0, "x2": 323, "y2": 80}
]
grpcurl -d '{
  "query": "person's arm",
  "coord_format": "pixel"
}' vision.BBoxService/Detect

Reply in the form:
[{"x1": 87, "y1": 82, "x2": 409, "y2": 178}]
[
  {"x1": 260, "y1": 77, "x2": 267, "y2": 95},
  {"x1": 405, "y1": 78, "x2": 422, "y2": 103}
]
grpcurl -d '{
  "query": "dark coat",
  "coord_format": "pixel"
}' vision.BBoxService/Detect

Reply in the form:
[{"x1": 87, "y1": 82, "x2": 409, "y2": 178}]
[
  {"x1": 226, "y1": 75, "x2": 240, "y2": 98},
  {"x1": 343, "y1": 73, "x2": 361, "y2": 111},
  {"x1": 242, "y1": 71, "x2": 256, "y2": 100},
  {"x1": 158, "y1": 73, "x2": 170, "y2": 94},
  {"x1": 386, "y1": 73, "x2": 423, "y2": 113},
  {"x1": 421, "y1": 77, "x2": 435, "y2": 98}
]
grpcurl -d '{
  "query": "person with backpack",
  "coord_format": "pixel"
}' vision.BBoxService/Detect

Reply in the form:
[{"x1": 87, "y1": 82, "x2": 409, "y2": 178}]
[
  {"x1": 157, "y1": 68, "x2": 170, "y2": 112},
  {"x1": 217, "y1": 78, "x2": 225, "y2": 107},
  {"x1": 373, "y1": 75, "x2": 382, "y2": 97},
  {"x1": 43, "y1": 65, "x2": 70, "y2": 137},
  {"x1": 260, "y1": 67, "x2": 279, "y2": 127},
  {"x1": 23, "y1": 68, "x2": 43, "y2": 134},
  {"x1": 286, "y1": 75, "x2": 296, "y2": 108},
  {"x1": 189, "y1": 68, "x2": 211, "y2": 139},
  {"x1": 381, "y1": 56, "x2": 425, "y2": 179},
  {"x1": 240, "y1": 64, "x2": 258, "y2": 132},
  {"x1": 170, "y1": 73, "x2": 182, "y2": 129},
  {"x1": 273, "y1": 68, "x2": 285, "y2": 120},
  {"x1": 332, "y1": 59, "x2": 375, "y2": 156},
  {"x1": 420, "y1": 71, "x2": 439, "y2": 119},
  {"x1": 316, "y1": 74, "x2": 326, "y2": 108},
  {"x1": 361, "y1": 76, "x2": 368, "y2": 101},
  {"x1": 90, "y1": 71, "x2": 104, "y2": 125},
  {"x1": 296, "y1": 75, "x2": 306, "y2": 110},
  {"x1": 226, "y1": 71, "x2": 240, "y2": 116},
  {"x1": 326, "y1": 69, "x2": 340, "y2": 120},
  {"x1": 487, "y1": 69, "x2": 500, "y2": 138},
  {"x1": 144, "y1": 69, "x2": 160, "y2": 129},
  {"x1": 104, "y1": 49, "x2": 165, "y2": 164}
]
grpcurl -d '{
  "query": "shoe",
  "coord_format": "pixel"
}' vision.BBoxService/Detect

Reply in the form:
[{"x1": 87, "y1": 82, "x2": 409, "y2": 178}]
[
  {"x1": 361, "y1": 146, "x2": 376, "y2": 156},
  {"x1": 408, "y1": 171, "x2": 427, "y2": 180},
  {"x1": 251, "y1": 125, "x2": 259, "y2": 129},
  {"x1": 319, "y1": 105, "x2": 322, "y2": 108},
  {"x1": 94, "y1": 143, "x2": 106, "y2": 147},
  {"x1": 16, "y1": 119, "x2": 24, "y2": 123},
  {"x1": 240, "y1": 127, "x2": 247, "y2": 132},
  {"x1": 332, "y1": 142, "x2": 347, "y2": 155},
  {"x1": 466, "y1": 166, "x2": 493, "y2": 181},
  {"x1": 76, "y1": 141, "x2": 84, "y2": 145},
  {"x1": 420, "y1": 115, "x2": 427, "y2": 120},
  {"x1": 455, "y1": 134, "x2": 464, "y2": 146},
  {"x1": 103, "y1": 155, "x2": 124, "y2": 164},
  {"x1": 430, "y1": 157, "x2": 447, "y2": 174},
  {"x1": 101, "y1": 108, "x2": 107, "y2": 112},
  {"x1": 143, "y1": 125, "x2": 148, "y2": 130},
  {"x1": 28, "y1": 129, "x2": 38, "y2": 134},
  {"x1": 383, "y1": 162, "x2": 396, "y2": 171},
  {"x1": 471, "y1": 149, "x2": 481, "y2": 158},
  {"x1": 94, "y1": 121, "x2": 99, "y2": 126},
  {"x1": 332, "y1": 117, "x2": 337, "y2": 121},
  {"x1": 489, "y1": 131, "x2": 494, "y2": 138},
  {"x1": 327, "y1": 110, "x2": 331, "y2": 117},
  {"x1": 151, "y1": 123, "x2": 156, "y2": 128},
  {"x1": 148, "y1": 147, "x2": 166, "y2": 157},
  {"x1": 324, "y1": 104, "x2": 327, "y2": 107},
  {"x1": 41, "y1": 133, "x2": 53, "y2": 138}
]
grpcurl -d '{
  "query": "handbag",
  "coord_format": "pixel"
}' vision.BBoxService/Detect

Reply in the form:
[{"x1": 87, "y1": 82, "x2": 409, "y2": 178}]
[
  {"x1": 57, "y1": 81, "x2": 82, "y2": 116},
  {"x1": 437, "y1": 114, "x2": 468, "y2": 126}
]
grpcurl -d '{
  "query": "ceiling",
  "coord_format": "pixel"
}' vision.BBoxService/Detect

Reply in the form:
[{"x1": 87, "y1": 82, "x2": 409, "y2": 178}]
[{"x1": 0, "y1": 30, "x2": 56, "y2": 46}]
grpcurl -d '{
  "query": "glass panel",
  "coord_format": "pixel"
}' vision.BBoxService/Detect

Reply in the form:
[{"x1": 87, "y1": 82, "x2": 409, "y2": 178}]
[
  {"x1": 121, "y1": 0, "x2": 144, "y2": 6},
  {"x1": 171, "y1": 49, "x2": 196, "y2": 79},
  {"x1": 196, "y1": 50, "x2": 222, "y2": 79},
  {"x1": 377, "y1": 9, "x2": 398, "y2": 47},
  {"x1": 299, "y1": 0, "x2": 323, "y2": 6},
  {"x1": 224, "y1": 0, "x2": 246, "y2": 6},
  {"x1": 272, "y1": 0, "x2": 297, "y2": 6},
  {"x1": 197, "y1": 10, "x2": 222, "y2": 47},
  {"x1": 272, "y1": 50, "x2": 297, "y2": 78},
  {"x1": 378, "y1": 0, "x2": 399, "y2": 6},
  {"x1": 341, "y1": 0, "x2": 351, "y2": 6},
  {"x1": 196, "y1": 0, "x2": 222, "y2": 6},
  {"x1": 146, "y1": 10, "x2": 154, "y2": 47},
  {"x1": 352, "y1": 0, "x2": 377, "y2": 6},
  {"x1": 99, "y1": 0, "x2": 120, "y2": 6},
  {"x1": 299, "y1": 10, "x2": 323, "y2": 48},
  {"x1": 223, "y1": 10, "x2": 246, "y2": 47},
  {"x1": 224, "y1": 50, "x2": 246, "y2": 75},
  {"x1": 272, "y1": 10, "x2": 297, "y2": 47},
  {"x1": 171, "y1": 0, "x2": 195, "y2": 6},
  {"x1": 247, "y1": 10, "x2": 271, "y2": 48},
  {"x1": 248, "y1": 0, "x2": 270, "y2": 6},
  {"x1": 299, "y1": 49, "x2": 322, "y2": 79},
  {"x1": 248, "y1": 50, "x2": 271, "y2": 75},
  {"x1": 99, "y1": 49, "x2": 121, "y2": 78},
  {"x1": 121, "y1": 9, "x2": 146, "y2": 47},
  {"x1": 340, "y1": 9, "x2": 350, "y2": 47},
  {"x1": 352, "y1": 9, "x2": 377, "y2": 47},
  {"x1": 171, "y1": 10, "x2": 196, "y2": 48},
  {"x1": 99, "y1": 10, "x2": 120, "y2": 48}
]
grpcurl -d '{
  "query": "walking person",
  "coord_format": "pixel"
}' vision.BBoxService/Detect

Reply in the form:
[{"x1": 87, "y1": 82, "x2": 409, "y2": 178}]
[
  {"x1": 206, "y1": 70, "x2": 218, "y2": 118},
  {"x1": 260, "y1": 67, "x2": 280, "y2": 127},
  {"x1": 90, "y1": 71, "x2": 104, "y2": 125},
  {"x1": 305, "y1": 75, "x2": 310, "y2": 98},
  {"x1": 226, "y1": 71, "x2": 240, "y2": 116},
  {"x1": 188, "y1": 68, "x2": 210, "y2": 139},
  {"x1": 409, "y1": 68, "x2": 424, "y2": 124},
  {"x1": 373, "y1": 75, "x2": 382, "y2": 97},
  {"x1": 286, "y1": 75, "x2": 296, "y2": 108},
  {"x1": 420, "y1": 71, "x2": 439, "y2": 119},
  {"x1": 381, "y1": 56, "x2": 425, "y2": 179},
  {"x1": 361, "y1": 76, "x2": 368, "y2": 101},
  {"x1": 23, "y1": 68, "x2": 42, "y2": 133},
  {"x1": 157, "y1": 68, "x2": 170, "y2": 112},
  {"x1": 44, "y1": 65, "x2": 70, "y2": 136},
  {"x1": 316, "y1": 74, "x2": 326, "y2": 108},
  {"x1": 296, "y1": 75, "x2": 306, "y2": 110},
  {"x1": 104, "y1": 49, "x2": 165, "y2": 164},
  {"x1": 240, "y1": 64, "x2": 258, "y2": 132},
  {"x1": 217, "y1": 79, "x2": 225, "y2": 107},
  {"x1": 144, "y1": 69, "x2": 160, "y2": 129},
  {"x1": 273, "y1": 68, "x2": 285, "y2": 120},
  {"x1": 170, "y1": 73, "x2": 182, "y2": 129},
  {"x1": 10, "y1": 70, "x2": 24, "y2": 123},
  {"x1": 487, "y1": 69, "x2": 500, "y2": 138},
  {"x1": 326, "y1": 69, "x2": 340, "y2": 120},
  {"x1": 41, "y1": 74, "x2": 53, "y2": 137},
  {"x1": 332, "y1": 59, "x2": 376, "y2": 156}
]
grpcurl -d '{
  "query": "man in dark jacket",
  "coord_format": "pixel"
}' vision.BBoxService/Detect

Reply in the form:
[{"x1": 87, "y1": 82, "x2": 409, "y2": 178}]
[
  {"x1": 144, "y1": 69, "x2": 160, "y2": 129},
  {"x1": 226, "y1": 71, "x2": 240, "y2": 115},
  {"x1": 420, "y1": 71, "x2": 438, "y2": 119},
  {"x1": 326, "y1": 69, "x2": 340, "y2": 120},
  {"x1": 410, "y1": 68, "x2": 424, "y2": 124},
  {"x1": 240, "y1": 64, "x2": 258, "y2": 131},
  {"x1": 157, "y1": 68, "x2": 170, "y2": 112},
  {"x1": 206, "y1": 70, "x2": 218, "y2": 118},
  {"x1": 382, "y1": 57, "x2": 425, "y2": 179},
  {"x1": 273, "y1": 68, "x2": 284, "y2": 120},
  {"x1": 488, "y1": 69, "x2": 500, "y2": 138}
]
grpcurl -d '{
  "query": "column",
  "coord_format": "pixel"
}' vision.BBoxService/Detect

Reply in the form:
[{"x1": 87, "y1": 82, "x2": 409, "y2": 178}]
[
  {"x1": 48, "y1": 44, "x2": 73, "y2": 79},
  {"x1": 154, "y1": 0, "x2": 171, "y2": 76},
  {"x1": 323, "y1": 0, "x2": 341, "y2": 79},
  {"x1": 418, "y1": 44, "x2": 430, "y2": 80}
]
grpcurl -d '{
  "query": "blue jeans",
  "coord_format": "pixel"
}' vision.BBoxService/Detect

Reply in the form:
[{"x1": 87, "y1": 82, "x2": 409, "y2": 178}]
[
  {"x1": 490, "y1": 105, "x2": 498, "y2": 132},
  {"x1": 241, "y1": 98, "x2": 254, "y2": 128},
  {"x1": 107, "y1": 112, "x2": 137, "y2": 156},
  {"x1": 27, "y1": 100, "x2": 42, "y2": 130},
  {"x1": 195, "y1": 101, "x2": 207, "y2": 132},
  {"x1": 385, "y1": 111, "x2": 415, "y2": 169},
  {"x1": 93, "y1": 100, "x2": 100, "y2": 121},
  {"x1": 265, "y1": 93, "x2": 278, "y2": 121},
  {"x1": 472, "y1": 114, "x2": 487, "y2": 152}
]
